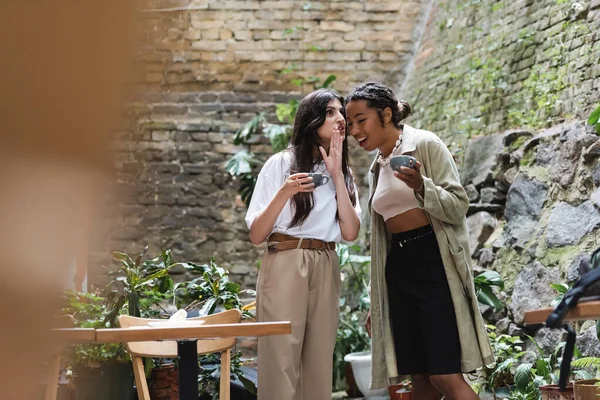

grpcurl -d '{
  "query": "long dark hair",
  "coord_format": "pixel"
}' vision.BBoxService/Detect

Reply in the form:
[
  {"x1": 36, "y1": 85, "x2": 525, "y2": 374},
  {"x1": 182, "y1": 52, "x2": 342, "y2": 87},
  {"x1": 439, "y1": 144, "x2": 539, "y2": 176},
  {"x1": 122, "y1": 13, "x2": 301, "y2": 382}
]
[
  {"x1": 287, "y1": 88, "x2": 357, "y2": 228},
  {"x1": 345, "y1": 81, "x2": 412, "y2": 128}
]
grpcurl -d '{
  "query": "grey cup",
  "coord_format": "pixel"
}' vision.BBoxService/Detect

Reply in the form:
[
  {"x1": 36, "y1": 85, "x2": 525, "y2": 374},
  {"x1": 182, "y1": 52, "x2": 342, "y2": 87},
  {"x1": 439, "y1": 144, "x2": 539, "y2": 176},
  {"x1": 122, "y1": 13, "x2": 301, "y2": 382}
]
[
  {"x1": 307, "y1": 173, "x2": 330, "y2": 187},
  {"x1": 389, "y1": 155, "x2": 417, "y2": 172}
]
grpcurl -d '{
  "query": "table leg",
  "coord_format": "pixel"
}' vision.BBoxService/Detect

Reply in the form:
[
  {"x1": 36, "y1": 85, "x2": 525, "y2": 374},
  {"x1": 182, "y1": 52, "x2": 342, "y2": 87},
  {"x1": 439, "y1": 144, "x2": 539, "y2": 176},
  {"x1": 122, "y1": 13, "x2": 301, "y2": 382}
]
[{"x1": 178, "y1": 340, "x2": 199, "y2": 400}]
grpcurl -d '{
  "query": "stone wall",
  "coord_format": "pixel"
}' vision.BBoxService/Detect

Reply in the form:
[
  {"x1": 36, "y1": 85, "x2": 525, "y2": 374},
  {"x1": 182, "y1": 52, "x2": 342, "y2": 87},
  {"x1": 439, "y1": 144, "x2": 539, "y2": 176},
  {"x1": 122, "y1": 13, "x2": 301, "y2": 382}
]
[
  {"x1": 97, "y1": 0, "x2": 426, "y2": 286},
  {"x1": 461, "y1": 121, "x2": 600, "y2": 354},
  {"x1": 401, "y1": 0, "x2": 600, "y2": 158}
]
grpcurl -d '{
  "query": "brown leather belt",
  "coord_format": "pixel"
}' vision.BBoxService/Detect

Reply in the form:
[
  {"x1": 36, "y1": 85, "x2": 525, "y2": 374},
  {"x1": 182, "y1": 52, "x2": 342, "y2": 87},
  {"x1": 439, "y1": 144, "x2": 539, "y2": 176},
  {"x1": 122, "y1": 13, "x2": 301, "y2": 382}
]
[{"x1": 267, "y1": 233, "x2": 336, "y2": 252}]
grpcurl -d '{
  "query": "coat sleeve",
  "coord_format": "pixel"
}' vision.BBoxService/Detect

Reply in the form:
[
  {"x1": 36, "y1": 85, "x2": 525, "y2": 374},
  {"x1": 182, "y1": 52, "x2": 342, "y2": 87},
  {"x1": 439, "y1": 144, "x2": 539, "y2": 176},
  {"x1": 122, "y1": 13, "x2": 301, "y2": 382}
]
[{"x1": 415, "y1": 138, "x2": 469, "y2": 225}]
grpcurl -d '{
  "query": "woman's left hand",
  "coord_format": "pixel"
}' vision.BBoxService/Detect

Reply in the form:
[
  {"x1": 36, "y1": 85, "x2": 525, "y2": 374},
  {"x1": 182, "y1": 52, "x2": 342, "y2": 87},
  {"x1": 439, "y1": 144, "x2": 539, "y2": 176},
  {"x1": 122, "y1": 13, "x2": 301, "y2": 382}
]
[
  {"x1": 394, "y1": 161, "x2": 424, "y2": 192},
  {"x1": 320, "y1": 126, "x2": 345, "y2": 179}
]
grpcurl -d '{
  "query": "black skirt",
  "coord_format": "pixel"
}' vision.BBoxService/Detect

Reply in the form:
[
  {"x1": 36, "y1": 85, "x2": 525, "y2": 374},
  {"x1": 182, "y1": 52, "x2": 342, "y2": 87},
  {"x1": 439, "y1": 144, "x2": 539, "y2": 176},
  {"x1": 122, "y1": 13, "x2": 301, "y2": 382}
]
[{"x1": 385, "y1": 224, "x2": 462, "y2": 375}]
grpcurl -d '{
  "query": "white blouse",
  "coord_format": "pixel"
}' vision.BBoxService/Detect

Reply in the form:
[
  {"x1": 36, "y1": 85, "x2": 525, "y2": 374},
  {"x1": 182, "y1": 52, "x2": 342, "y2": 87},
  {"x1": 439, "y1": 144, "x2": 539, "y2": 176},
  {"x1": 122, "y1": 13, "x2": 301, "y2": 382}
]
[{"x1": 245, "y1": 150, "x2": 361, "y2": 243}]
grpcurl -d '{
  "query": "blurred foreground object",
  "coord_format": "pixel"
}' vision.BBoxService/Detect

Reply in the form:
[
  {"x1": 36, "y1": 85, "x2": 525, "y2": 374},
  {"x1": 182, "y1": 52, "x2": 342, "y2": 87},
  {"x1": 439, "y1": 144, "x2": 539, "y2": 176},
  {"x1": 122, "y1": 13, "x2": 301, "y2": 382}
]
[{"x1": 0, "y1": 1, "x2": 138, "y2": 399}]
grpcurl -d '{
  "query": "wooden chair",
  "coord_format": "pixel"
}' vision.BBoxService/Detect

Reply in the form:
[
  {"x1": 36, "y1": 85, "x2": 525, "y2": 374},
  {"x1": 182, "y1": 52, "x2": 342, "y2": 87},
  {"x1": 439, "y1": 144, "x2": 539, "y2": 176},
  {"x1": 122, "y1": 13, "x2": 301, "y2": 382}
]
[
  {"x1": 118, "y1": 309, "x2": 242, "y2": 400},
  {"x1": 44, "y1": 315, "x2": 75, "y2": 400}
]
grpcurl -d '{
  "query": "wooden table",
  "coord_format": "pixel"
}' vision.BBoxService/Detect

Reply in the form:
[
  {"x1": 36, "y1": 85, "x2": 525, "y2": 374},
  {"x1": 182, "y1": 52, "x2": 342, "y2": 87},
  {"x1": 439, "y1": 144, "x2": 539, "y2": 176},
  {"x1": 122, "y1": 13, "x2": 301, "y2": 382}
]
[
  {"x1": 72, "y1": 321, "x2": 291, "y2": 400},
  {"x1": 50, "y1": 328, "x2": 96, "y2": 343},
  {"x1": 523, "y1": 301, "x2": 600, "y2": 325},
  {"x1": 95, "y1": 321, "x2": 291, "y2": 343}
]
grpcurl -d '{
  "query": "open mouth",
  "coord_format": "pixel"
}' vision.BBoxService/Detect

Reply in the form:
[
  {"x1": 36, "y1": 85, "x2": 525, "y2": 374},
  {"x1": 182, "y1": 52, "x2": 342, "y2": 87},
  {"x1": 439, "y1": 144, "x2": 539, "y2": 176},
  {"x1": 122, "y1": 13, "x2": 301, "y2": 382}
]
[{"x1": 356, "y1": 136, "x2": 368, "y2": 148}]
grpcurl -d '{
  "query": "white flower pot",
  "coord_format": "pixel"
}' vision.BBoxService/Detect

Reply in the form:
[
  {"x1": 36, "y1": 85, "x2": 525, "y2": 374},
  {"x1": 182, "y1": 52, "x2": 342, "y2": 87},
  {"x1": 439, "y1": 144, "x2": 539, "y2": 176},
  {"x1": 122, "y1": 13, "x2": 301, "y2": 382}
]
[{"x1": 344, "y1": 351, "x2": 389, "y2": 400}]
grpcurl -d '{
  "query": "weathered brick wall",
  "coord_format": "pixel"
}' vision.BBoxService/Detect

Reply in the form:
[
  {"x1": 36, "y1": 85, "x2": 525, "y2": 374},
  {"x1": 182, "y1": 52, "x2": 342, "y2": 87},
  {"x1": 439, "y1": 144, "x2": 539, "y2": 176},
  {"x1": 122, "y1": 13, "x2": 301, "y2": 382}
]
[
  {"x1": 401, "y1": 0, "x2": 600, "y2": 158},
  {"x1": 137, "y1": 0, "x2": 422, "y2": 94},
  {"x1": 96, "y1": 0, "x2": 426, "y2": 287}
]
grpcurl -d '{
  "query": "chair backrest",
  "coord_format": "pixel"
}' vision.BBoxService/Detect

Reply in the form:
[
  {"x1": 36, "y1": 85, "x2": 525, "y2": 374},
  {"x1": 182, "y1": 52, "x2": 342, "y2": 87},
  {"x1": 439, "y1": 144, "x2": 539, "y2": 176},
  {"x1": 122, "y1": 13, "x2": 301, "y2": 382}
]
[{"x1": 118, "y1": 309, "x2": 242, "y2": 357}]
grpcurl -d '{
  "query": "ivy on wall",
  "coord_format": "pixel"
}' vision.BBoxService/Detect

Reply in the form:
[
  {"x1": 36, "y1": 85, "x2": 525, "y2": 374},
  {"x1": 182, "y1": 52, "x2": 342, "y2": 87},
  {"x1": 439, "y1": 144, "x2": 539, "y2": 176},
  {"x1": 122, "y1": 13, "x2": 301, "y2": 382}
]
[{"x1": 404, "y1": 0, "x2": 599, "y2": 158}]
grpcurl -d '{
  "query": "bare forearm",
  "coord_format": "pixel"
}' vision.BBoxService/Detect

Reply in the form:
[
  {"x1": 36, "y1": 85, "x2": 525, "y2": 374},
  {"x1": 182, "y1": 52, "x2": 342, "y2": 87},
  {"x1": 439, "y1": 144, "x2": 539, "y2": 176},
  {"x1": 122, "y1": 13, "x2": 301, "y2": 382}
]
[
  {"x1": 333, "y1": 175, "x2": 360, "y2": 241},
  {"x1": 249, "y1": 188, "x2": 289, "y2": 245}
]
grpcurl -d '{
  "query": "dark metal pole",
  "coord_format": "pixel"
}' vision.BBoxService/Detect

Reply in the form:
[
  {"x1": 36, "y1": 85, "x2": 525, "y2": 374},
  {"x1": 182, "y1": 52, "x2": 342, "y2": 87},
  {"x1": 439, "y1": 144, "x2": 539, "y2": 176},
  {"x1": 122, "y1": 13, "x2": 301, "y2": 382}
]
[{"x1": 178, "y1": 340, "x2": 199, "y2": 400}]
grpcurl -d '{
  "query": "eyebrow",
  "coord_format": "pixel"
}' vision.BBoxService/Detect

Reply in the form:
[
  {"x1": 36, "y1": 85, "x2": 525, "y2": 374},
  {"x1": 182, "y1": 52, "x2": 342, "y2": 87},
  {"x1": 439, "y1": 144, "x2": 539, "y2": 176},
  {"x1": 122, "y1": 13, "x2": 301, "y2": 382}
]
[{"x1": 348, "y1": 112, "x2": 366, "y2": 119}]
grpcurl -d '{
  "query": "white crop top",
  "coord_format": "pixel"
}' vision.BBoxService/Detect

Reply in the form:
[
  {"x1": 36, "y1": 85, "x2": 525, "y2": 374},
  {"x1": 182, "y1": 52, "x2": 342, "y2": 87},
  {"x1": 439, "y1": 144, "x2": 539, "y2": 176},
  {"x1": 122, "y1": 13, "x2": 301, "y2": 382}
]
[{"x1": 372, "y1": 163, "x2": 419, "y2": 221}]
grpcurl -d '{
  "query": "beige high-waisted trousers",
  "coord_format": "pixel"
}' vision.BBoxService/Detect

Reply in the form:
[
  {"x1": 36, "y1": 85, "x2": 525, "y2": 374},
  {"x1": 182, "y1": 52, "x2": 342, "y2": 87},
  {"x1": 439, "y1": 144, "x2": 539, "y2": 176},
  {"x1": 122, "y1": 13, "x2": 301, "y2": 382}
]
[{"x1": 256, "y1": 242, "x2": 340, "y2": 400}]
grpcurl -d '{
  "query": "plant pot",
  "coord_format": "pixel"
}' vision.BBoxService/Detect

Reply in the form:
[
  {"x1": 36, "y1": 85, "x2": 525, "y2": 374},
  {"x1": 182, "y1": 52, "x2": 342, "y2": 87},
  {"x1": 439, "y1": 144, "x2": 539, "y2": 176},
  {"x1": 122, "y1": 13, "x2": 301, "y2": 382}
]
[
  {"x1": 388, "y1": 383, "x2": 412, "y2": 400},
  {"x1": 539, "y1": 384, "x2": 574, "y2": 400},
  {"x1": 343, "y1": 351, "x2": 388, "y2": 400},
  {"x1": 574, "y1": 379, "x2": 600, "y2": 400},
  {"x1": 149, "y1": 363, "x2": 178, "y2": 400},
  {"x1": 72, "y1": 362, "x2": 135, "y2": 400},
  {"x1": 345, "y1": 362, "x2": 363, "y2": 398}
]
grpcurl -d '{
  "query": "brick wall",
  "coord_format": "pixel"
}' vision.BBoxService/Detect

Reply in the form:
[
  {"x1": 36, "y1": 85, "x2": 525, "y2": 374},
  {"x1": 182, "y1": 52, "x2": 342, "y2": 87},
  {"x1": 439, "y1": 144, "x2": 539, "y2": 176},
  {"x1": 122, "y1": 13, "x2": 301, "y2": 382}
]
[
  {"x1": 400, "y1": 0, "x2": 600, "y2": 158},
  {"x1": 96, "y1": 0, "x2": 426, "y2": 286}
]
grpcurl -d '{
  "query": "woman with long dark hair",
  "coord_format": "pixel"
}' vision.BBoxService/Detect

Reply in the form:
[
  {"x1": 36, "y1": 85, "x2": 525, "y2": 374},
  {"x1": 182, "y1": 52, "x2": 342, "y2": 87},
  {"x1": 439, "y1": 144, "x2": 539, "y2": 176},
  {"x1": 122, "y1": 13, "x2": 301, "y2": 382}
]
[
  {"x1": 345, "y1": 82, "x2": 493, "y2": 400},
  {"x1": 245, "y1": 88, "x2": 362, "y2": 400}
]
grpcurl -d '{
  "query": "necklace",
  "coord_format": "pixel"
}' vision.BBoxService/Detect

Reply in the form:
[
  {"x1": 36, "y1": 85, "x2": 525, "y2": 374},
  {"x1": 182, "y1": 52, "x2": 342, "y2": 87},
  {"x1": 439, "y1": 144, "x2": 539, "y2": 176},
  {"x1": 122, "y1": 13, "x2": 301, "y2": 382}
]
[{"x1": 377, "y1": 133, "x2": 403, "y2": 166}]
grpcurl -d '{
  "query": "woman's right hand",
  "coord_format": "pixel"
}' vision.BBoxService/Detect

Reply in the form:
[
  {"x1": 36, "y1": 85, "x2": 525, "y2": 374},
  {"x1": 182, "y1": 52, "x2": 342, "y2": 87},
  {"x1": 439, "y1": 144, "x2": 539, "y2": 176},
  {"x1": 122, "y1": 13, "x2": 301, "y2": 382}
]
[
  {"x1": 282, "y1": 173, "x2": 314, "y2": 198},
  {"x1": 366, "y1": 309, "x2": 371, "y2": 337}
]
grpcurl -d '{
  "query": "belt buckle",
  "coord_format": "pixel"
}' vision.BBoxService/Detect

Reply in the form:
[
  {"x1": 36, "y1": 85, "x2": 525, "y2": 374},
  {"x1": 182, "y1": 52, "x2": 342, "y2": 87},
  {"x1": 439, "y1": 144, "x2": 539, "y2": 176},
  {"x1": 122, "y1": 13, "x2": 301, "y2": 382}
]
[{"x1": 308, "y1": 238, "x2": 313, "y2": 249}]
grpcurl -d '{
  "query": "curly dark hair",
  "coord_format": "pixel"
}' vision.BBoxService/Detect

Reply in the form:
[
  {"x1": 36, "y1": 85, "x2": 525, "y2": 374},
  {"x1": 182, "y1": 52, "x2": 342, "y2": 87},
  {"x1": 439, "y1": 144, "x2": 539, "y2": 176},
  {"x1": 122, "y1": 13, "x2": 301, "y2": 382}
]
[
  {"x1": 286, "y1": 88, "x2": 357, "y2": 228},
  {"x1": 345, "y1": 81, "x2": 412, "y2": 128}
]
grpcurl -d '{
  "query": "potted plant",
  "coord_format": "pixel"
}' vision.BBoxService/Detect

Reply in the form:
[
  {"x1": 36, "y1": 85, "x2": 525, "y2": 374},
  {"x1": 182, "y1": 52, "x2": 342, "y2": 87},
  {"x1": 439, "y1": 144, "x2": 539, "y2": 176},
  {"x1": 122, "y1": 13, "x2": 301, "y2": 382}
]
[
  {"x1": 505, "y1": 336, "x2": 592, "y2": 400},
  {"x1": 66, "y1": 247, "x2": 259, "y2": 399},
  {"x1": 62, "y1": 291, "x2": 134, "y2": 400},
  {"x1": 570, "y1": 356, "x2": 600, "y2": 399},
  {"x1": 333, "y1": 244, "x2": 371, "y2": 396},
  {"x1": 64, "y1": 247, "x2": 192, "y2": 400},
  {"x1": 572, "y1": 378, "x2": 600, "y2": 399},
  {"x1": 170, "y1": 256, "x2": 258, "y2": 399}
]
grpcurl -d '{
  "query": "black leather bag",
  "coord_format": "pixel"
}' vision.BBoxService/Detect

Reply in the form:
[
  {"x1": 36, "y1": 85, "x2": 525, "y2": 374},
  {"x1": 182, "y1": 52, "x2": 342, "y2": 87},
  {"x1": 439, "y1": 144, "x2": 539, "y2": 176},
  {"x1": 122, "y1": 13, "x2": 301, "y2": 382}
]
[{"x1": 546, "y1": 248, "x2": 600, "y2": 390}]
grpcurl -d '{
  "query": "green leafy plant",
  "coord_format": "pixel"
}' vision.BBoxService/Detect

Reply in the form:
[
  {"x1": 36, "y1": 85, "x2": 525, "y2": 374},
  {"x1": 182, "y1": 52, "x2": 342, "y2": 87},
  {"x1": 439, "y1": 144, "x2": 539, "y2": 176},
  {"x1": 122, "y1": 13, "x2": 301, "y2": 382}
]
[
  {"x1": 550, "y1": 282, "x2": 571, "y2": 307},
  {"x1": 589, "y1": 105, "x2": 600, "y2": 134},
  {"x1": 65, "y1": 249, "x2": 258, "y2": 397},
  {"x1": 507, "y1": 336, "x2": 592, "y2": 399},
  {"x1": 571, "y1": 356, "x2": 600, "y2": 377},
  {"x1": 198, "y1": 351, "x2": 256, "y2": 400},
  {"x1": 62, "y1": 291, "x2": 130, "y2": 368},
  {"x1": 470, "y1": 325, "x2": 525, "y2": 396},
  {"x1": 474, "y1": 270, "x2": 505, "y2": 311},
  {"x1": 173, "y1": 257, "x2": 256, "y2": 319},
  {"x1": 333, "y1": 244, "x2": 371, "y2": 391},
  {"x1": 106, "y1": 246, "x2": 178, "y2": 320}
]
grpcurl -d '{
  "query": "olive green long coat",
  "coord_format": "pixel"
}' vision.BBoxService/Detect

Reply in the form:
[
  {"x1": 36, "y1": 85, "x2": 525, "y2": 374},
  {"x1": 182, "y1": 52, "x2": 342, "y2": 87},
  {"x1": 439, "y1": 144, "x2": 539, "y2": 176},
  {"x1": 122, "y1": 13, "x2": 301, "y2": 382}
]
[{"x1": 368, "y1": 124, "x2": 494, "y2": 389}]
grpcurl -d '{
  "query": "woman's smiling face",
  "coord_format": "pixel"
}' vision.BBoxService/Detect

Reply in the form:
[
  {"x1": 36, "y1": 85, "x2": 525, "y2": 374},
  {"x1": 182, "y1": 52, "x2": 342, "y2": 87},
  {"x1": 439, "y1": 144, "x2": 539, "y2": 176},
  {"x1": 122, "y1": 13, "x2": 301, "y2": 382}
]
[{"x1": 346, "y1": 99, "x2": 387, "y2": 152}]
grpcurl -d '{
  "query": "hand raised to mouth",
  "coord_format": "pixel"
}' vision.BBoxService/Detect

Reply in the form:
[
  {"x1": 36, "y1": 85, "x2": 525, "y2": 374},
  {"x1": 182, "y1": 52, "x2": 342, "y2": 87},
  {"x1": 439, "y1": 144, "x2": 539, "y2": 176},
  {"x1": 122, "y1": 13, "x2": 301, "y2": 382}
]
[{"x1": 320, "y1": 124, "x2": 345, "y2": 179}]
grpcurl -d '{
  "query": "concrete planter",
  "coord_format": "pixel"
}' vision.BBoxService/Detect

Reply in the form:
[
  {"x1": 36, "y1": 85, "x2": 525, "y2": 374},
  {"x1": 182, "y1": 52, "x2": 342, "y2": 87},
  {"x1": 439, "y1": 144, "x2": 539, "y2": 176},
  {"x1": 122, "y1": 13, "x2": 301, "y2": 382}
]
[{"x1": 343, "y1": 351, "x2": 389, "y2": 400}]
